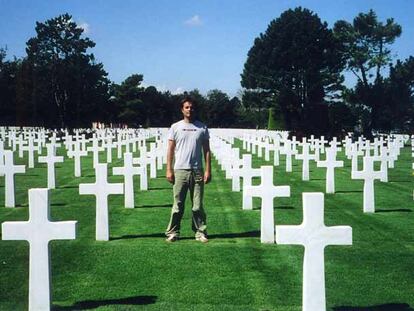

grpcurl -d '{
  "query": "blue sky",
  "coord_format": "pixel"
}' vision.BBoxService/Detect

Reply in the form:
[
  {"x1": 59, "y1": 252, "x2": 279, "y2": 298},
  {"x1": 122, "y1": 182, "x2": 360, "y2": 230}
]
[{"x1": 1, "y1": 0, "x2": 413, "y2": 96}]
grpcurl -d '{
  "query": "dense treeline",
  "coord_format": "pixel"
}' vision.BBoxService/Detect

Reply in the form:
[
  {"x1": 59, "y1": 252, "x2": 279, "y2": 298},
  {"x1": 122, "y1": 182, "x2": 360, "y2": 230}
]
[
  {"x1": 242, "y1": 8, "x2": 414, "y2": 136},
  {"x1": 1, "y1": 10, "x2": 413, "y2": 134}
]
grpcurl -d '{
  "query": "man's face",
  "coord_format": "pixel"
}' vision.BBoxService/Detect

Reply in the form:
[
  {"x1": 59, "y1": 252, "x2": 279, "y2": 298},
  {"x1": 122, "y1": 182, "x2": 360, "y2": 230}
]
[{"x1": 181, "y1": 101, "x2": 194, "y2": 119}]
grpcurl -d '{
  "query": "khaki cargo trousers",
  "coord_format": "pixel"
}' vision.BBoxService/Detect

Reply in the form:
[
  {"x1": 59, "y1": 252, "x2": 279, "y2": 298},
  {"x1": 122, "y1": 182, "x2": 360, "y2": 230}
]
[{"x1": 166, "y1": 169, "x2": 207, "y2": 238}]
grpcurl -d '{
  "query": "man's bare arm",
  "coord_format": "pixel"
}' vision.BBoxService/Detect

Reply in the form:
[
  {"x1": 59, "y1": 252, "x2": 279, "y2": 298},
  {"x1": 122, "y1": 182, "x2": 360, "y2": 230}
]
[
  {"x1": 166, "y1": 139, "x2": 175, "y2": 184},
  {"x1": 203, "y1": 139, "x2": 211, "y2": 184}
]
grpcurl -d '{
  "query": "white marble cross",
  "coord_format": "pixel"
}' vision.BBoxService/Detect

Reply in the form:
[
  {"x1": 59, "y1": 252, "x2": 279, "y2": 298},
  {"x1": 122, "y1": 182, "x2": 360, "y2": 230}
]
[
  {"x1": 135, "y1": 146, "x2": 157, "y2": 179},
  {"x1": 329, "y1": 137, "x2": 342, "y2": 153},
  {"x1": 17, "y1": 135, "x2": 25, "y2": 158},
  {"x1": 0, "y1": 140, "x2": 4, "y2": 176},
  {"x1": 87, "y1": 137, "x2": 104, "y2": 168},
  {"x1": 21, "y1": 137, "x2": 37, "y2": 168},
  {"x1": 2, "y1": 188, "x2": 77, "y2": 311},
  {"x1": 70, "y1": 141, "x2": 88, "y2": 177},
  {"x1": 348, "y1": 144, "x2": 364, "y2": 172},
  {"x1": 351, "y1": 156, "x2": 384, "y2": 213},
  {"x1": 296, "y1": 142, "x2": 316, "y2": 181},
  {"x1": 245, "y1": 166, "x2": 290, "y2": 243},
  {"x1": 38, "y1": 144, "x2": 64, "y2": 189},
  {"x1": 319, "y1": 136, "x2": 328, "y2": 154},
  {"x1": 372, "y1": 146, "x2": 391, "y2": 182},
  {"x1": 113, "y1": 152, "x2": 143, "y2": 208},
  {"x1": 79, "y1": 163, "x2": 123, "y2": 240},
  {"x1": 317, "y1": 147, "x2": 343, "y2": 193},
  {"x1": 240, "y1": 155, "x2": 261, "y2": 210},
  {"x1": 230, "y1": 155, "x2": 245, "y2": 192},
  {"x1": 273, "y1": 138, "x2": 281, "y2": 166},
  {"x1": 276, "y1": 192, "x2": 352, "y2": 311},
  {"x1": 116, "y1": 133, "x2": 125, "y2": 159},
  {"x1": 132, "y1": 156, "x2": 149, "y2": 191},
  {"x1": 104, "y1": 137, "x2": 114, "y2": 163},
  {"x1": 0, "y1": 150, "x2": 26, "y2": 207},
  {"x1": 281, "y1": 140, "x2": 296, "y2": 172}
]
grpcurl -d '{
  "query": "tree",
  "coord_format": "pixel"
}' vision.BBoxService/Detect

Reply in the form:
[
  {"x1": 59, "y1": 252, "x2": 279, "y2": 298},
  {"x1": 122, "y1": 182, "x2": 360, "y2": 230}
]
[
  {"x1": 205, "y1": 89, "x2": 239, "y2": 127},
  {"x1": 25, "y1": 13, "x2": 110, "y2": 127},
  {"x1": 112, "y1": 74, "x2": 145, "y2": 126},
  {"x1": 0, "y1": 48, "x2": 19, "y2": 125},
  {"x1": 241, "y1": 7, "x2": 344, "y2": 134},
  {"x1": 334, "y1": 10, "x2": 402, "y2": 133},
  {"x1": 334, "y1": 10, "x2": 402, "y2": 87},
  {"x1": 384, "y1": 57, "x2": 414, "y2": 131}
]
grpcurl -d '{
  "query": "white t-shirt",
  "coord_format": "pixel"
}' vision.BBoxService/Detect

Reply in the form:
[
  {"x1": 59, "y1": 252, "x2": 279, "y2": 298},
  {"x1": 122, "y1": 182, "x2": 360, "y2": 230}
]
[{"x1": 168, "y1": 120, "x2": 209, "y2": 170}]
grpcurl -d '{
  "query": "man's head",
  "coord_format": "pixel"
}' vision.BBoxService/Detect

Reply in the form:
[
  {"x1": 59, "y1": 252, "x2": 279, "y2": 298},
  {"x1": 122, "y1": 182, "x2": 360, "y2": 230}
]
[{"x1": 180, "y1": 97, "x2": 197, "y2": 121}]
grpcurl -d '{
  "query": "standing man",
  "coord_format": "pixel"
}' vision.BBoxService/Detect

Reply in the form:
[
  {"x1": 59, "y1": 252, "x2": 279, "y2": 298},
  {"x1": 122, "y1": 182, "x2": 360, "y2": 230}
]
[{"x1": 165, "y1": 97, "x2": 211, "y2": 243}]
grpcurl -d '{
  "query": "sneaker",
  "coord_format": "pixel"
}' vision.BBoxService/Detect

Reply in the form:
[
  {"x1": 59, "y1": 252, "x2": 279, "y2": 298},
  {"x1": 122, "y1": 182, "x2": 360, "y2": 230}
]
[
  {"x1": 166, "y1": 234, "x2": 178, "y2": 242},
  {"x1": 195, "y1": 234, "x2": 209, "y2": 243}
]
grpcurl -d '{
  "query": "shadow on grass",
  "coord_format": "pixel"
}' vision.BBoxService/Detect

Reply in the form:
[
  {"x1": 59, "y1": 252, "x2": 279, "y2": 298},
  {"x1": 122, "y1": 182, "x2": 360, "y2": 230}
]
[
  {"x1": 57, "y1": 185, "x2": 79, "y2": 189},
  {"x1": 335, "y1": 190, "x2": 363, "y2": 194},
  {"x1": 333, "y1": 302, "x2": 413, "y2": 311},
  {"x1": 148, "y1": 187, "x2": 171, "y2": 190},
  {"x1": 51, "y1": 203, "x2": 66, "y2": 207},
  {"x1": 14, "y1": 203, "x2": 28, "y2": 208},
  {"x1": 209, "y1": 230, "x2": 260, "y2": 239},
  {"x1": 275, "y1": 205, "x2": 294, "y2": 210},
  {"x1": 52, "y1": 295, "x2": 157, "y2": 310},
  {"x1": 135, "y1": 203, "x2": 172, "y2": 208},
  {"x1": 110, "y1": 233, "x2": 165, "y2": 240},
  {"x1": 376, "y1": 208, "x2": 412, "y2": 213},
  {"x1": 388, "y1": 180, "x2": 412, "y2": 183},
  {"x1": 111, "y1": 231, "x2": 261, "y2": 241}
]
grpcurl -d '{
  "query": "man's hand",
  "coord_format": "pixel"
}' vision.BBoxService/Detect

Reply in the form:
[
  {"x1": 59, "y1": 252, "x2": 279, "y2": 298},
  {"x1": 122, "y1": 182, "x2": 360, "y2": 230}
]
[
  {"x1": 166, "y1": 169, "x2": 175, "y2": 184},
  {"x1": 204, "y1": 171, "x2": 211, "y2": 184}
]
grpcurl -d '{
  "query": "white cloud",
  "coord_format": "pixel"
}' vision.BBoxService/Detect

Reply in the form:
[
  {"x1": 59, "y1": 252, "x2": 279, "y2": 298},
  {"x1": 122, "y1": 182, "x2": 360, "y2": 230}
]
[
  {"x1": 141, "y1": 82, "x2": 185, "y2": 95},
  {"x1": 184, "y1": 15, "x2": 203, "y2": 27},
  {"x1": 77, "y1": 22, "x2": 90, "y2": 34},
  {"x1": 172, "y1": 87, "x2": 184, "y2": 95}
]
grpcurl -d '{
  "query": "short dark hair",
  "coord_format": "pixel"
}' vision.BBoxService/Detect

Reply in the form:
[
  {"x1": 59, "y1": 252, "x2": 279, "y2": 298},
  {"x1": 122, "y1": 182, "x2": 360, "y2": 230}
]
[{"x1": 180, "y1": 97, "x2": 197, "y2": 109}]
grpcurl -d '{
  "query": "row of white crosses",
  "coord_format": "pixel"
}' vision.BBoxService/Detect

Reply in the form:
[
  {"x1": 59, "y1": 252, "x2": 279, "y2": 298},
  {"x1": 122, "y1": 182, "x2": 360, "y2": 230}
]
[
  {"x1": 0, "y1": 128, "x2": 167, "y2": 310},
  {"x1": 211, "y1": 131, "x2": 353, "y2": 311},
  {"x1": 214, "y1": 129, "x2": 410, "y2": 216},
  {"x1": 0, "y1": 128, "x2": 165, "y2": 209}
]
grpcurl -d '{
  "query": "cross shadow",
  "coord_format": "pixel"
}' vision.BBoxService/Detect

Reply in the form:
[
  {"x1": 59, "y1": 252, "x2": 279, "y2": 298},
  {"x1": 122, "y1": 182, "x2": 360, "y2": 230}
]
[
  {"x1": 311, "y1": 178, "x2": 325, "y2": 181},
  {"x1": 388, "y1": 180, "x2": 412, "y2": 183},
  {"x1": 209, "y1": 231, "x2": 260, "y2": 239},
  {"x1": 135, "y1": 203, "x2": 172, "y2": 208},
  {"x1": 275, "y1": 205, "x2": 294, "y2": 210},
  {"x1": 51, "y1": 203, "x2": 66, "y2": 207},
  {"x1": 333, "y1": 303, "x2": 413, "y2": 311},
  {"x1": 336, "y1": 190, "x2": 363, "y2": 194},
  {"x1": 57, "y1": 185, "x2": 79, "y2": 189},
  {"x1": 110, "y1": 233, "x2": 165, "y2": 240},
  {"x1": 148, "y1": 187, "x2": 171, "y2": 190},
  {"x1": 52, "y1": 295, "x2": 157, "y2": 310},
  {"x1": 376, "y1": 208, "x2": 412, "y2": 213},
  {"x1": 14, "y1": 203, "x2": 28, "y2": 208}
]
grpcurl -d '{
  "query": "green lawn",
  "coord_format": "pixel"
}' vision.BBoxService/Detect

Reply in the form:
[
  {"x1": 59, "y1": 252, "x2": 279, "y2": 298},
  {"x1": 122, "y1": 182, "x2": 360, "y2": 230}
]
[{"x1": 0, "y1": 139, "x2": 413, "y2": 310}]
